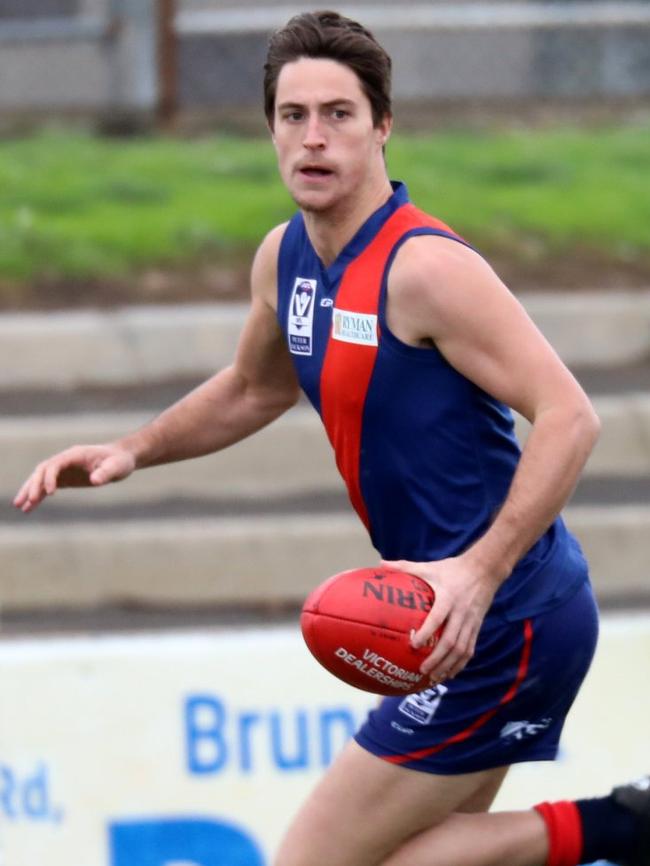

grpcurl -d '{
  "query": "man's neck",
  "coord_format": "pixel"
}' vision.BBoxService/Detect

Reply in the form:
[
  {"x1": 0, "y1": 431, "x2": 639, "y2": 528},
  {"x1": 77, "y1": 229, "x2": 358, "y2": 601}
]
[{"x1": 302, "y1": 177, "x2": 394, "y2": 267}]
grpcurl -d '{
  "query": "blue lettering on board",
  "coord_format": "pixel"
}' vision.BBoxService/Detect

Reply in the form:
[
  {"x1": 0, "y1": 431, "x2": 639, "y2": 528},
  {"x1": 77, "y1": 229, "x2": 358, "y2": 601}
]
[
  {"x1": 184, "y1": 696, "x2": 228, "y2": 774},
  {"x1": 0, "y1": 762, "x2": 64, "y2": 823},
  {"x1": 270, "y1": 709, "x2": 309, "y2": 770},
  {"x1": 237, "y1": 710, "x2": 262, "y2": 774},
  {"x1": 318, "y1": 708, "x2": 358, "y2": 766},
  {"x1": 108, "y1": 816, "x2": 264, "y2": 866},
  {"x1": 184, "y1": 694, "x2": 366, "y2": 776}
]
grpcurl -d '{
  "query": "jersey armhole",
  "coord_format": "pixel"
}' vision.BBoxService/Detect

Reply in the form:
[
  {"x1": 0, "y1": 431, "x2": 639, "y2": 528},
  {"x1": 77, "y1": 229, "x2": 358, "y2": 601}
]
[
  {"x1": 276, "y1": 213, "x2": 306, "y2": 329},
  {"x1": 377, "y1": 227, "x2": 477, "y2": 358}
]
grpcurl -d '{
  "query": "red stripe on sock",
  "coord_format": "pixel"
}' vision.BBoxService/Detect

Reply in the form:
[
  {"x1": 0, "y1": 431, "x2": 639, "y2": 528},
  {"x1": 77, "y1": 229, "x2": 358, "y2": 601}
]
[{"x1": 534, "y1": 801, "x2": 583, "y2": 866}]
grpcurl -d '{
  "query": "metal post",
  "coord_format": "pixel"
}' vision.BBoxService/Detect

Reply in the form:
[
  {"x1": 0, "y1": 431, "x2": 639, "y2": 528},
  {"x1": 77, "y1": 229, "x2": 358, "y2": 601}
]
[
  {"x1": 105, "y1": 0, "x2": 125, "y2": 117},
  {"x1": 157, "y1": 0, "x2": 178, "y2": 128},
  {"x1": 107, "y1": 0, "x2": 158, "y2": 119}
]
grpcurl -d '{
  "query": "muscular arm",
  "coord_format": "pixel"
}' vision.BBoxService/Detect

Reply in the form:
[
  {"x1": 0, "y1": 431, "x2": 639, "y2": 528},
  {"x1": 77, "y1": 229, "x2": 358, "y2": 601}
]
[
  {"x1": 120, "y1": 235, "x2": 299, "y2": 468},
  {"x1": 384, "y1": 235, "x2": 600, "y2": 678},
  {"x1": 14, "y1": 224, "x2": 300, "y2": 510}
]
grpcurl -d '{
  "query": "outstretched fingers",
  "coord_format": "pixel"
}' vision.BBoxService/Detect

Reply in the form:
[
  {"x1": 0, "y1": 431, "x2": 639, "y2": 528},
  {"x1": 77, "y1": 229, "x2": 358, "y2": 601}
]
[
  {"x1": 14, "y1": 460, "x2": 53, "y2": 512},
  {"x1": 43, "y1": 457, "x2": 66, "y2": 497},
  {"x1": 13, "y1": 446, "x2": 118, "y2": 513}
]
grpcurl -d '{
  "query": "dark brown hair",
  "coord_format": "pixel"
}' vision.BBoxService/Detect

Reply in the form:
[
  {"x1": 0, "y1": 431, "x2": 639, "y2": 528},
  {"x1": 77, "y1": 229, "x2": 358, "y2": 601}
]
[{"x1": 264, "y1": 10, "x2": 392, "y2": 128}]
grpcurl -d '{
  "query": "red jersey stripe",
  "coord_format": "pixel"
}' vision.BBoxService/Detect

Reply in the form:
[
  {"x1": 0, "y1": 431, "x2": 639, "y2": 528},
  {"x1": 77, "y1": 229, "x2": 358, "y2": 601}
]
[
  {"x1": 383, "y1": 618, "x2": 534, "y2": 765},
  {"x1": 319, "y1": 204, "x2": 464, "y2": 529}
]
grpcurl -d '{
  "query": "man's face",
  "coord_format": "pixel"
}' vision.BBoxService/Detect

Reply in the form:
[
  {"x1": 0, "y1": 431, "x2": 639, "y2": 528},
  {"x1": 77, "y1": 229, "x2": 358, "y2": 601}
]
[{"x1": 271, "y1": 57, "x2": 391, "y2": 213}]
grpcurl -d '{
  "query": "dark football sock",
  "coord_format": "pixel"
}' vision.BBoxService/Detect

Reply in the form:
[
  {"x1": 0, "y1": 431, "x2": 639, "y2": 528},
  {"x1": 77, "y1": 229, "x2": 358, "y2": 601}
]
[{"x1": 576, "y1": 794, "x2": 640, "y2": 864}]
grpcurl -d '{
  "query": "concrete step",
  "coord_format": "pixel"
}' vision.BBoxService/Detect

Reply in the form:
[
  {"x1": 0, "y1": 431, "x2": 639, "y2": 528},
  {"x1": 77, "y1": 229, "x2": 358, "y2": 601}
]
[
  {"x1": 1, "y1": 504, "x2": 648, "y2": 614},
  {"x1": 0, "y1": 513, "x2": 376, "y2": 611},
  {"x1": 585, "y1": 393, "x2": 650, "y2": 475},
  {"x1": 0, "y1": 304, "x2": 244, "y2": 390},
  {"x1": 522, "y1": 291, "x2": 650, "y2": 367},
  {"x1": 2, "y1": 407, "x2": 340, "y2": 504},
  {"x1": 2, "y1": 393, "x2": 650, "y2": 506},
  {"x1": 572, "y1": 360, "x2": 650, "y2": 397},
  {"x1": 0, "y1": 358, "x2": 647, "y2": 419},
  {"x1": 3, "y1": 474, "x2": 650, "y2": 525},
  {"x1": 1, "y1": 292, "x2": 649, "y2": 390},
  {"x1": 2, "y1": 293, "x2": 647, "y2": 622}
]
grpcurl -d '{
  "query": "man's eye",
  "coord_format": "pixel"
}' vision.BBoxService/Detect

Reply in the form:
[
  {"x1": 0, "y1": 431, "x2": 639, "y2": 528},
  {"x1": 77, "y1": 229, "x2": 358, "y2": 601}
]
[{"x1": 332, "y1": 109, "x2": 349, "y2": 119}]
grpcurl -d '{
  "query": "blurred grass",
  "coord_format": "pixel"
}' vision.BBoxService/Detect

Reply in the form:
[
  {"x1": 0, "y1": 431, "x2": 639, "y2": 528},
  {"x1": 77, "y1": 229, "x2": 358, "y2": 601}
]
[
  {"x1": 391, "y1": 126, "x2": 650, "y2": 256},
  {"x1": 0, "y1": 125, "x2": 648, "y2": 285}
]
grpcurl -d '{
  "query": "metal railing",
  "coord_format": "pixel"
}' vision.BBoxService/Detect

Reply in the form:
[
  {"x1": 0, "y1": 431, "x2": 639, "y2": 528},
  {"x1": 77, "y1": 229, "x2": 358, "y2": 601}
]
[
  {"x1": 176, "y1": 2, "x2": 650, "y2": 35},
  {"x1": 0, "y1": 15, "x2": 111, "y2": 43},
  {"x1": 1, "y1": 1, "x2": 650, "y2": 122},
  {"x1": 0, "y1": 0, "x2": 157, "y2": 118}
]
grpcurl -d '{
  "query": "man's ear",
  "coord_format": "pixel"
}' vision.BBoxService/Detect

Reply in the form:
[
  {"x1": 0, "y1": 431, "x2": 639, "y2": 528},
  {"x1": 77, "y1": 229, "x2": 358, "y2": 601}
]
[{"x1": 378, "y1": 113, "x2": 393, "y2": 147}]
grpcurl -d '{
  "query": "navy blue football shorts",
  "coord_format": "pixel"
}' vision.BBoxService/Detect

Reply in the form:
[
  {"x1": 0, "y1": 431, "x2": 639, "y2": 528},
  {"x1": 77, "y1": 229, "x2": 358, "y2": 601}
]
[{"x1": 354, "y1": 581, "x2": 599, "y2": 775}]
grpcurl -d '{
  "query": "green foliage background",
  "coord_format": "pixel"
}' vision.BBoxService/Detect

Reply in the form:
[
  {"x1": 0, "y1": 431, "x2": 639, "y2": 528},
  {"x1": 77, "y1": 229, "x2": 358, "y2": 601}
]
[{"x1": 0, "y1": 125, "x2": 648, "y2": 286}]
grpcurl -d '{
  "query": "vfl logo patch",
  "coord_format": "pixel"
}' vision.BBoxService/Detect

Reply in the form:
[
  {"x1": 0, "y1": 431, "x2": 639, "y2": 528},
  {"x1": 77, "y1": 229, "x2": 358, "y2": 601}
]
[
  {"x1": 288, "y1": 278, "x2": 317, "y2": 356},
  {"x1": 332, "y1": 308, "x2": 378, "y2": 347},
  {"x1": 398, "y1": 685, "x2": 448, "y2": 725}
]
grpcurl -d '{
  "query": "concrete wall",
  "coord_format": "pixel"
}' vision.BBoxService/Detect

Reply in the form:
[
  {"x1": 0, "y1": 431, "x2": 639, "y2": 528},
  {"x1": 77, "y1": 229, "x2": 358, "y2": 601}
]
[
  {"x1": 1, "y1": 2, "x2": 649, "y2": 117},
  {"x1": 2, "y1": 293, "x2": 649, "y2": 616},
  {"x1": 0, "y1": 0, "x2": 157, "y2": 113},
  {"x1": 0, "y1": 0, "x2": 79, "y2": 16},
  {"x1": 179, "y1": 17, "x2": 650, "y2": 109}
]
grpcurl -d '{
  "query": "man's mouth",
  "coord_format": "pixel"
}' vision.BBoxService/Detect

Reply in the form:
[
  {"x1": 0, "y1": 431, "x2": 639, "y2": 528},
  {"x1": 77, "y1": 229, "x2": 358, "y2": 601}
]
[{"x1": 298, "y1": 166, "x2": 334, "y2": 178}]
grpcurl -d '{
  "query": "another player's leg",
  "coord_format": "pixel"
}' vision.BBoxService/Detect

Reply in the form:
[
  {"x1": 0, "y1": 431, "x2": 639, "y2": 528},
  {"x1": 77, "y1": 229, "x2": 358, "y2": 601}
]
[
  {"x1": 383, "y1": 808, "x2": 547, "y2": 866},
  {"x1": 273, "y1": 739, "x2": 511, "y2": 866},
  {"x1": 384, "y1": 775, "x2": 650, "y2": 866},
  {"x1": 274, "y1": 743, "x2": 650, "y2": 866}
]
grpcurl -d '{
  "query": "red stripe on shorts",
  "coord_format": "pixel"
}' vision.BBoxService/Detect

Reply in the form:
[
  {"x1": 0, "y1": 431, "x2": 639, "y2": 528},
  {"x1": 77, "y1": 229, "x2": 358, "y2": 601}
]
[
  {"x1": 319, "y1": 204, "x2": 462, "y2": 530},
  {"x1": 383, "y1": 618, "x2": 534, "y2": 765}
]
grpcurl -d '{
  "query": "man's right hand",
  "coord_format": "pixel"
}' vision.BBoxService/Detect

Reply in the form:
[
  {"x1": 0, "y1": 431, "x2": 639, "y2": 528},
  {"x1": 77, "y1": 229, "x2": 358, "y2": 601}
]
[{"x1": 13, "y1": 444, "x2": 136, "y2": 513}]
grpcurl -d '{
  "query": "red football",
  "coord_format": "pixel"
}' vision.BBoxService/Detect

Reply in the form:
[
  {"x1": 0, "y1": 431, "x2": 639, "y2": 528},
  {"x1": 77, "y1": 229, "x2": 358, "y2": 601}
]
[{"x1": 300, "y1": 566, "x2": 435, "y2": 696}]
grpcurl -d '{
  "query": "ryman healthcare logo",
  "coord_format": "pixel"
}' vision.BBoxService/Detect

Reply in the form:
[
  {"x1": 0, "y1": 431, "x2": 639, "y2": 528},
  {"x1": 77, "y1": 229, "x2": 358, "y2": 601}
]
[
  {"x1": 288, "y1": 277, "x2": 317, "y2": 356},
  {"x1": 332, "y1": 308, "x2": 378, "y2": 347}
]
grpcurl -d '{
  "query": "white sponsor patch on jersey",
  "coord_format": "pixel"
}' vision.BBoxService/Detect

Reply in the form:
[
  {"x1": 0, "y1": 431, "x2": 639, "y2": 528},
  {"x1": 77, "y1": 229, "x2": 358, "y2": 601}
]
[
  {"x1": 288, "y1": 278, "x2": 317, "y2": 355},
  {"x1": 331, "y1": 308, "x2": 378, "y2": 347},
  {"x1": 398, "y1": 685, "x2": 448, "y2": 725}
]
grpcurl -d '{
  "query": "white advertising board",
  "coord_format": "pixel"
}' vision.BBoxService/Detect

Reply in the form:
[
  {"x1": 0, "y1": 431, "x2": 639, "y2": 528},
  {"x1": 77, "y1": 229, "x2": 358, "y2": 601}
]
[{"x1": 1, "y1": 613, "x2": 649, "y2": 866}]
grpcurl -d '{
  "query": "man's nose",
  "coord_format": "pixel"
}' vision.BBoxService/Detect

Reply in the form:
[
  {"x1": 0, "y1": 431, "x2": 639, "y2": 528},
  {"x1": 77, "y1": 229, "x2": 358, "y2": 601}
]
[{"x1": 302, "y1": 115, "x2": 326, "y2": 149}]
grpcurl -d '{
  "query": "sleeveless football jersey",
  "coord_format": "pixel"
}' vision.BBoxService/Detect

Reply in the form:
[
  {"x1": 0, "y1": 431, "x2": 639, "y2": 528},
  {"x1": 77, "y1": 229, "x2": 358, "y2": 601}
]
[{"x1": 277, "y1": 182, "x2": 589, "y2": 622}]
